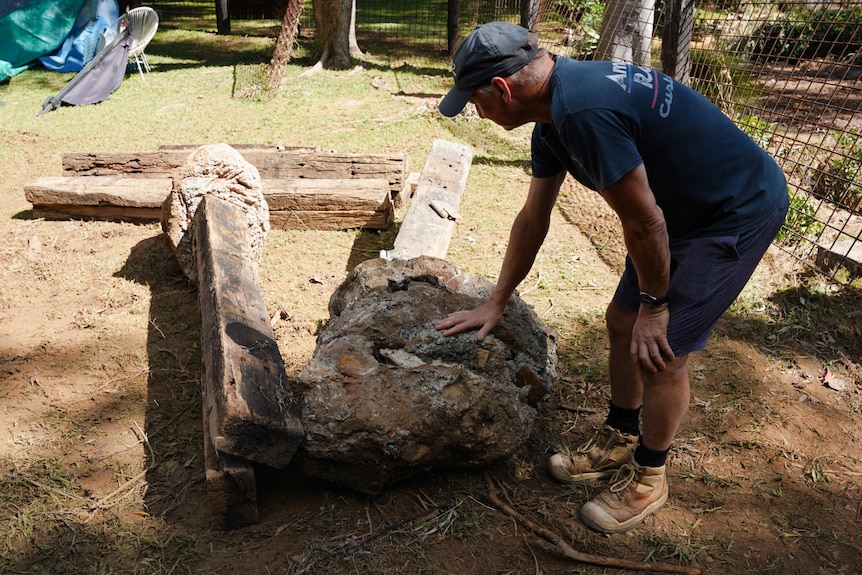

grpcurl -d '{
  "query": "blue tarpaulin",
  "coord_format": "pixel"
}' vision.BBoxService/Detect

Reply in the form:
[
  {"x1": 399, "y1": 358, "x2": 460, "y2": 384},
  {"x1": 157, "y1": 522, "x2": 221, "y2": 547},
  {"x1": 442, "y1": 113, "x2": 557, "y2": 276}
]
[
  {"x1": 0, "y1": 0, "x2": 85, "y2": 81},
  {"x1": 0, "y1": 0, "x2": 119, "y2": 82},
  {"x1": 39, "y1": 0, "x2": 119, "y2": 72}
]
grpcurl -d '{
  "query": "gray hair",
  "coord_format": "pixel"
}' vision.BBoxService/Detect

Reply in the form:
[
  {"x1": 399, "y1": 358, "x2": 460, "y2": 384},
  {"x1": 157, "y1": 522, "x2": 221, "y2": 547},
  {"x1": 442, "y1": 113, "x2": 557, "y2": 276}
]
[{"x1": 472, "y1": 48, "x2": 549, "y2": 101}]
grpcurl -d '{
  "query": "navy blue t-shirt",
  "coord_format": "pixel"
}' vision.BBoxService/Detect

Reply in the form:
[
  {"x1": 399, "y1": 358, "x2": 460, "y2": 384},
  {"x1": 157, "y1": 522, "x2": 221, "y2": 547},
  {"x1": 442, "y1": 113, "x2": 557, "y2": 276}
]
[{"x1": 531, "y1": 58, "x2": 787, "y2": 239}]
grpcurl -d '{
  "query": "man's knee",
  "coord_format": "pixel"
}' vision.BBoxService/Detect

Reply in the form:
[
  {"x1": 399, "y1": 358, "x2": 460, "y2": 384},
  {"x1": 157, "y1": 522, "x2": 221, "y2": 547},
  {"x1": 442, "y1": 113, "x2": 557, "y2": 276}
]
[
  {"x1": 606, "y1": 301, "x2": 636, "y2": 340},
  {"x1": 643, "y1": 355, "x2": 689, "y2": 387}
]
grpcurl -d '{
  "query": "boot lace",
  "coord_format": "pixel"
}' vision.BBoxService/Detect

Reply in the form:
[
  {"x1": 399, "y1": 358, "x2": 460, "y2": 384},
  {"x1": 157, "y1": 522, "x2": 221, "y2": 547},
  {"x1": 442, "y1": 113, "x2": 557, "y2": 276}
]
[
  {"x1": 576, "y1": 426, "x2": 615, "y2": 456},
  {"x1": 607, "y1": 463, "x2": 636, "y2": 496}
]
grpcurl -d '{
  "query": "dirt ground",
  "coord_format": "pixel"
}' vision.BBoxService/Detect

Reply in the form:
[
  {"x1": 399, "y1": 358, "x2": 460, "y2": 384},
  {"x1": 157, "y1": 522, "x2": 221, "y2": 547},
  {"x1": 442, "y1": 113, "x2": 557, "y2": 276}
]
[
  {"x1": 1, "y1": 153, "x2": 861, "y2": 574},
  {"x1": 2, "y1": 46, "x2": 862, "y2": 571}
]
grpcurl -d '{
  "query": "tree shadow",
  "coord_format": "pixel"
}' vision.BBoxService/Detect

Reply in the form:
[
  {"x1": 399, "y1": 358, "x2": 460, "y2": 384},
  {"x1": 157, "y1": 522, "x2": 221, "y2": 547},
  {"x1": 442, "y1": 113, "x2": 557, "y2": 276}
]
[
  {"x1": 719, "y1": 280, "x2": 862, "y2": 369},
  {"x1": 108, "y1": 220, "x2": 403, "y2": 527},
  {"x1": 113, "y1": 234, "x2": 208, "y2": 525},
  {"x1": 345, "y1": 223, "x2": 401, "y2": 271}
]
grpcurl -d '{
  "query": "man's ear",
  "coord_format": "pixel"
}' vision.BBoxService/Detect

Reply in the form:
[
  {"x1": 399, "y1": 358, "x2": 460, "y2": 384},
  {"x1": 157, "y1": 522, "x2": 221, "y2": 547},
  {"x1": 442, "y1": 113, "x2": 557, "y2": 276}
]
[{"x1": 490, "y1": 77, "x2": 512, "y2": 103}]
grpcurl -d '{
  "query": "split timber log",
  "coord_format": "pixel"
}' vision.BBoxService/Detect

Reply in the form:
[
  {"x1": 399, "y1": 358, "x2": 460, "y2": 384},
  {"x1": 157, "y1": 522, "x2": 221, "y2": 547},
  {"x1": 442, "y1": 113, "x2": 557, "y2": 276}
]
[
  {"x1": 61, "y1": 148, "x2": 409, "y2": 205},
  {"x1": 265, "y1": 178, "x2": 393, "y2": 230},
  {"x1": 195, "y1": 193, "x2": 304, "y2": 471},
  {"x1": 204, "y1": 411, "x2": 259, "y2": 529},
  {"x1": 24, "y1": 176, "x2": 171, "y2": 222},
  {"x1": 24, "y1": 176, "x2": 393, "y2": 229},
  {"x1": 382, "y1": 139, "x2": 473, "y2": 260}
]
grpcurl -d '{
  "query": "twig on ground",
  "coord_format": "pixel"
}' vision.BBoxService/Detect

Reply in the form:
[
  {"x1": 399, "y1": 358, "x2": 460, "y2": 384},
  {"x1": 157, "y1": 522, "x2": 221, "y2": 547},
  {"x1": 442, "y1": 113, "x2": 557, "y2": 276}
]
[
  {"x1": 519, "y1": 269, "x2": 543, "y2": 296},
  {"x1": 540, "y1": 298, "x2": 554, "y2": 319},
  {"x1": 558, "y1": 403, "x2": 598, "y2": 414},
  {"x1": 93, "y1": 469, "x2": 149, "y2": 510},
  {"x1": 522, "y1": 533, "x2": 541, "y2": 575},
  {"x1": 483, "y1": 472, "x2": 701, "y2": 575}
]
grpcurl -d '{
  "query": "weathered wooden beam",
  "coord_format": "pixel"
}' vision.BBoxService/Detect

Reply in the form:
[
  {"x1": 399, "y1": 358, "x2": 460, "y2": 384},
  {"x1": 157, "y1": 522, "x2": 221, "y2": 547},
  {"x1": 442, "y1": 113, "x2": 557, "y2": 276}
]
[
  {"x1": 265, "y1": 177, "x2": 395, "y2": 230},
  {"x1": 264, "y1": 178, "x2": 390, "y2": 211},
  {"x1": 24, "y1": 176, "x2": 171, "y2": 222},
  {"x1": 203, "y1": 409, "x2": 259, "y2": 529},
  {"x1": 382, "y1": 139, "x2": 473, "y2": 260},
  {"x1": 269, "y1": 209, "x2": 391, "y2": 231},
  {"x1": 195, "y1": 193, "x2": 304, "y2": 471},
  {"x1": 24, "y1": 176, "x2": 393, "y2": 229},
  {"x1": 61, "y1": 148, "x2": 410, "y2": 204}
]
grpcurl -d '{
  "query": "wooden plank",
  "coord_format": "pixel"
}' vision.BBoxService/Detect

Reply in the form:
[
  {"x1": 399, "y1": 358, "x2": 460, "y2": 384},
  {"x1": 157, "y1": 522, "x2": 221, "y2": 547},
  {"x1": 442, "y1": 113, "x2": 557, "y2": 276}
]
[
  {"x1": 31, "y1": 205, "x2": 162, "y2": 222},
  {"x1": 263, "y1": 178, "x2": 389, "y2": 211},
  {"x1": 195, "y1": 194, "x2": 304, "y2": 469},
  {"x1": 158, "y1": 144, "x2": 316, "y2": 152},
  {"x1": 62, "y1": 152, "x2": 182, "y2": 177},
  {"x1": 24, "y1": 175, "x2": 164, "y2": 222},
  {"x1": 269, "y1": 209, "x2": 391, "y2": 231},
  {"x1": 24, "y1": 176, "x2": 171, "y2": 207},
  {"x1": 24, "y1": 176, "x2": 394, "y2": 229},
  {"x1": 203, "y1": 410, "x2": 259, "y2": 529},
  {"x1": 383, "y1": 139, "x2": 473, "y2": 260},
  {"x1": 61, "y1": 148, "x2": 410, "y2": 203}
]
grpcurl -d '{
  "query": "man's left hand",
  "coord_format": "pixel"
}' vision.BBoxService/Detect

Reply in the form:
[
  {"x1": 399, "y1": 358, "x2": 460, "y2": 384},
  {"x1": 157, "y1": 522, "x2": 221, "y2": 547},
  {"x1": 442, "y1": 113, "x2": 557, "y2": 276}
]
[{"x1": 630, "y1": 306, "x2": 674, "y2": 373}]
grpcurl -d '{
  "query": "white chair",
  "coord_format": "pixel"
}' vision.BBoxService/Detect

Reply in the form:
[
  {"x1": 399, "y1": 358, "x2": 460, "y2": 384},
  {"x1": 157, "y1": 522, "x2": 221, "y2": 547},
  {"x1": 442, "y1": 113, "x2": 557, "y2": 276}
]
[{"x1": 100, "y1": 7, "x2": 159, "y2": 78}]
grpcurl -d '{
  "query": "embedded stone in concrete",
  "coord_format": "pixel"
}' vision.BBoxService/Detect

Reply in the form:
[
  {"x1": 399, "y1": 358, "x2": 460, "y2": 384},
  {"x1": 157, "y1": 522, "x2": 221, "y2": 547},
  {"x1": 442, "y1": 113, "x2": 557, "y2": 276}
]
[
  {"x1": 161, "y1": 143, "x2": 269, "y2": 282},
  {"x1": 296, "y1": 256, "x2": 557, "y2": 494}
]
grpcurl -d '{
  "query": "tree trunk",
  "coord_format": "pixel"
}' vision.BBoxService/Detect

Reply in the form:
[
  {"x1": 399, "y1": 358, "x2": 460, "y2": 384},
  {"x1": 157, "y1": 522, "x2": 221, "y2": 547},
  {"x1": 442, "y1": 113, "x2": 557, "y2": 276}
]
[
  {"x1": 348, "y1": 0, "x2": 362, "y2": 58},
  {"x1": 312, "y1": 0, "x2": 354, "y2": 70},
  {"x1": 595, "y1": 0, "x2": 655, "y2": 66},
  {"x1": 447, "y1": 0, "x2": 459, "y2": 54},
  {"x1": 660, "y1": 0, "x2": 693, "y2": 84},
  {"x1": 215, "y1": 0, "x2": 230, "y2": 35},
  {"x1": 269, "y1": 0, "x2": 304, "y2": 88},
  {"x1": 520, "y1": 0, "x2": 540, "y2": 31}
]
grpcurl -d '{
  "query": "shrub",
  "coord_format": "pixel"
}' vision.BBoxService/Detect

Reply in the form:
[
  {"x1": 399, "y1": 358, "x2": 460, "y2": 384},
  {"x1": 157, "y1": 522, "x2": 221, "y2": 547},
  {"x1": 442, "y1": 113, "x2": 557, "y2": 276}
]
[
  {"x1": 747, "y1": 6, "x2": 862, "y2": 63},
  {"x1": 778, "y1": 191, "x2": 823, "y2": 245}
]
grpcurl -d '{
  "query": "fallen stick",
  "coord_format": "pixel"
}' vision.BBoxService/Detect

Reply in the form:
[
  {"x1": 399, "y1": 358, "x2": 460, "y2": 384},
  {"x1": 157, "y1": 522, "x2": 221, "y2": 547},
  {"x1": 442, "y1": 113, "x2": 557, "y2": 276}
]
[
  {"x1": 558, "y1": 403, "x2": 599, "y2": 414},
  {"x1": 483, "y1": 473, "x2": 701, "y2": 575}
]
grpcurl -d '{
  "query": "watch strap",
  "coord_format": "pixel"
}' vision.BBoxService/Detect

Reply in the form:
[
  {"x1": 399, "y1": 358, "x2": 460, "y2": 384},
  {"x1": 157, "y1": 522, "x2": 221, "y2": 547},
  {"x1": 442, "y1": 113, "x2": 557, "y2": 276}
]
[{"x1": 639, "y1": 291, "x2": 669, "y2": 308}]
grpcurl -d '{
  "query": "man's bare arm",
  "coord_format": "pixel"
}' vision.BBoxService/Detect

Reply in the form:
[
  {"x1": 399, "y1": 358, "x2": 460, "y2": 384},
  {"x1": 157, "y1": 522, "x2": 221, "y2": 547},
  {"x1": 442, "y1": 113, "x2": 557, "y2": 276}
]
[
  {"x1": 601, "y1": 164, "x2": 674, "y2": 372},
  {"x1": 436, "y1": 170, "x2": 566, "y2": 340}
]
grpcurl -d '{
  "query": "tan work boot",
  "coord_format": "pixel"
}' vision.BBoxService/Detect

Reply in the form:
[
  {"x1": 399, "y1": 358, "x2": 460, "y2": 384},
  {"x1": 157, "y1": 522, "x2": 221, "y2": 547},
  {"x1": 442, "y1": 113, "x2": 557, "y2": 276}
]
[
  {"x1": 578, "y1": 454, "x2": 668, "y2": 534},
  {"x1": 548, "y1": 425, "x2": 638, "y2": 483}
]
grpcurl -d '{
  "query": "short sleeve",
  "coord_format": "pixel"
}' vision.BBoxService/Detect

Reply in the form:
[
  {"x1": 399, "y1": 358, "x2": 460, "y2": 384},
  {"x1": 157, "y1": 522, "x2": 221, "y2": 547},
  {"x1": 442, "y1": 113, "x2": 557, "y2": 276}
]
[
  {"x1": 558, "y1": 108, "x2": 644, "y2": 191},
  {"x1": 530, "y1": 124, "x2": 565, "y2": 179}
]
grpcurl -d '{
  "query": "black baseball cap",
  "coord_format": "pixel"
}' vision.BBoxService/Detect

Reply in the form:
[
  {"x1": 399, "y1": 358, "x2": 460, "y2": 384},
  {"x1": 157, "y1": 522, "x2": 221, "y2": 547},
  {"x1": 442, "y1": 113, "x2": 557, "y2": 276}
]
[{"x1": 439, "y1": 21, "x2": 539, "y2": 118}]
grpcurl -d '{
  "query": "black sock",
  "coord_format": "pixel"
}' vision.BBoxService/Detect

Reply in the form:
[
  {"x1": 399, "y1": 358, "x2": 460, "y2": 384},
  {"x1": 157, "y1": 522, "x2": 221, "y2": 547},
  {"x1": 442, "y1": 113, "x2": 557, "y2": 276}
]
[
  {"x1": 604, "y1": 402, "x2": 641, "y2": 436},
  {"x1": 633, "y1": 441, "x2": 670, "y2": 468}
]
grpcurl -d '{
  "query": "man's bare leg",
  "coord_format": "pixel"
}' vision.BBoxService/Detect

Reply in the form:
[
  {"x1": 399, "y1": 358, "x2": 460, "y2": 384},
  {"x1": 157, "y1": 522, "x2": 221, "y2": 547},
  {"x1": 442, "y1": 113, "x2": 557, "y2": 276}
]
[
  {"x1": 606, "y1": 301, "x2": 643, "y2": 412},
  {"x1": 605, "y1": 301, "x2": 689, "y2": 451},
  {"x1": 576, "y1": 302, "x2": 688, "y2": 533}
]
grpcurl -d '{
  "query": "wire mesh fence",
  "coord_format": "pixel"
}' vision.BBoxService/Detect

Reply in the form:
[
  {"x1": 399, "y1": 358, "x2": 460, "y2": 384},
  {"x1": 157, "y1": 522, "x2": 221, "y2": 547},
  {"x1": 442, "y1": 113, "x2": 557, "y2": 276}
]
[
  {"x1": 680, "y1": 1, "x2": 862, "y2": 284},
  {"x1": 146, "y1": 0, "x2": 862, "y2": 283}
]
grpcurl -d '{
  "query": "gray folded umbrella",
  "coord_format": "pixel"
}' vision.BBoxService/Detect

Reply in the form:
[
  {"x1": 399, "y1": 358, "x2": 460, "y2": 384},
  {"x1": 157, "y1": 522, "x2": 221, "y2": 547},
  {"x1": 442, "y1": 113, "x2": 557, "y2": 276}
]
[{"x1": 38, "y1": 24, "x2": 131, "y2": 115}]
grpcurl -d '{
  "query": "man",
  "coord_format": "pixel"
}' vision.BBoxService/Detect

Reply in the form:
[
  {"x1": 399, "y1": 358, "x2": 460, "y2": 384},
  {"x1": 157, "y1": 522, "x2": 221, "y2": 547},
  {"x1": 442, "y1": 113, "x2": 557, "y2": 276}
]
[{"x1": 435, "y1": 21, "x2": 788, "y2": 534}]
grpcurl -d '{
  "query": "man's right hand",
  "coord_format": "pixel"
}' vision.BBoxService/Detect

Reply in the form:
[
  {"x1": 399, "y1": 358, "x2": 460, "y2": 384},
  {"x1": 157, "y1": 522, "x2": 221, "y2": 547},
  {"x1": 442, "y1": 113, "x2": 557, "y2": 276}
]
[{"x1": 435, "y1": 300, "x2": 505, "y2": 342}]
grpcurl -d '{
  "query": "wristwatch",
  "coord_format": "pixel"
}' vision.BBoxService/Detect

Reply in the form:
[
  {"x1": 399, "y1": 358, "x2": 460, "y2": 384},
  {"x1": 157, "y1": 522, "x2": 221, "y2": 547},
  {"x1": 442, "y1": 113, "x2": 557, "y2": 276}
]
[{"x1": 639, "y1": 291, "x2": 669, "y2": 308}]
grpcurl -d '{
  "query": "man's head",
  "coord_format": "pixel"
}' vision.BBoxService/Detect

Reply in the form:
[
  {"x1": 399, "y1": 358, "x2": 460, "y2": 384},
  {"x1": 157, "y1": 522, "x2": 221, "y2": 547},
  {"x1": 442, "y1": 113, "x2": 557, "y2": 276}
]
[{"x1": 439, "y1": 21, "x2": 539, "y2": 118}]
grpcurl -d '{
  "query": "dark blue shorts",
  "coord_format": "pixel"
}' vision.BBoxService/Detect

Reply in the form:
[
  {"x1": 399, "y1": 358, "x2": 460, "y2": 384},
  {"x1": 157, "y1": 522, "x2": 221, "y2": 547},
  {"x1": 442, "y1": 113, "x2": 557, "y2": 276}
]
[{"x1": 612, "y1": 195, "x2": 789, "y2": 356}]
